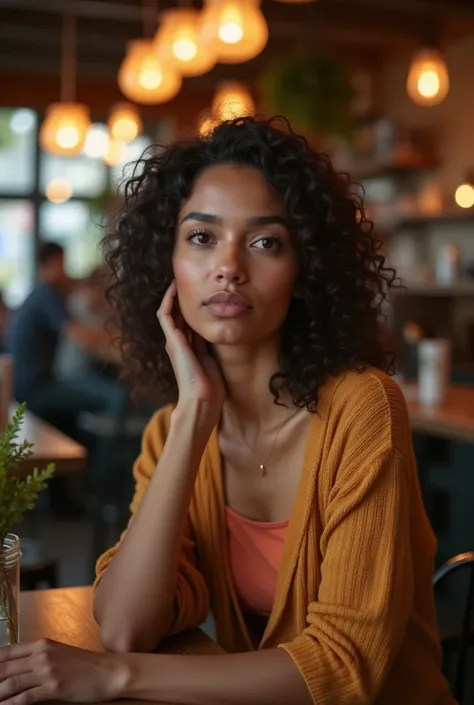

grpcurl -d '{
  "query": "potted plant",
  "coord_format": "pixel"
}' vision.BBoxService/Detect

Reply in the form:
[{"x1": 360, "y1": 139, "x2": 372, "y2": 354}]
[
  {"x1": 259, "y1": 51, "x2": 355, "y2": 146},
  {"x1": 0, "y1": 404, "x2": 54, "y2": 646}
]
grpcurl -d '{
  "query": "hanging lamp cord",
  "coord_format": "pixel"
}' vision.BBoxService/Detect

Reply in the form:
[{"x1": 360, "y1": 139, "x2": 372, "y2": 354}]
[
  {"x1": 60, "y1": 0, "x2": 76, "y2": 102},
  {"x1": 142, "y1": 0, "x2": 159, "y2": 38}
]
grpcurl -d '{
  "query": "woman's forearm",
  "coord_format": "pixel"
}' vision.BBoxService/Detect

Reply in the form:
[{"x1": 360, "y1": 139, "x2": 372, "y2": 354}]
[
  {"x1": 120, "y1": 648, "x2": 312, "y2": 705},
  {"x1": 94, "y1": 405, "x2": 212, "y2": 653}
]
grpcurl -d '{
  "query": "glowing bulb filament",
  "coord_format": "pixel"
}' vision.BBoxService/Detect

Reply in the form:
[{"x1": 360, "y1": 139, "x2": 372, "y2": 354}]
[
  {"x1": 219, "y1": 8, "x2": 244, "y2": 44},
  {"x1": 114, "y1": 118, "x2": 138, "y2": 142},
  {"x1": 417, "y1": 69, "x2": 440, "y2": 99},
  {"x1": 139, "y1": 61, "x2": 163, "y2": 90},
  {"x1": 455, "y1": 184, "x2": 474, "y2": 209},
  {"x1": 406, "y1": 47, "x2": 449, "y2": 107},
  {"x1": 56, "y1": 126, "x2": 80, "y2": 149}
]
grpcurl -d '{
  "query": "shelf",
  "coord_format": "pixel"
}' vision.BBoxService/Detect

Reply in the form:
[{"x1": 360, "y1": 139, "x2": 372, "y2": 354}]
[
  {"x1": 394, "y1": 211, "x2": 474, "y2": 230},
  {"x1": 353, "y1": 159, "x2": 438, "y2": 182},
  {"x1": 401, "y1": 281, "x2": 474, "y2": 297}
]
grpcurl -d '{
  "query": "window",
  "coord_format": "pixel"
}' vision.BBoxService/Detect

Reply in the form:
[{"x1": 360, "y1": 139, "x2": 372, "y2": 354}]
[
  {"x1": 0, "y1": 109, "x2": 37, "y2": 195},
  {"x1": 111, "y1": 135, "x2": 152, "y2": 193},
  {"x1": 0, "y1": 200, "x2": 35, "y2": 307},
  {"x1": 39, "y1": 201, "x2": 104, "y2": 279},
  {"x1": 0, "y1": 108, "x2": 164, "y2": 306},
  {"x1": 40, "y1": 151, "x2": 108, "y2": 198}
]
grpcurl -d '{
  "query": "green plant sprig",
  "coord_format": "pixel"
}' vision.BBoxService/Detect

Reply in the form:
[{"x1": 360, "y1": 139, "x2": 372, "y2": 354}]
[{"x1": 0, "y1": 403, "x2": 55, "y2": 547}]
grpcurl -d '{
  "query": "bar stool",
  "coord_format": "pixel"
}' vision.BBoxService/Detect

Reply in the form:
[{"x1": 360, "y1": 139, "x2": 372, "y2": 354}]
[{"x1": 434, "y1": 552, "x2": 474, "y2": 704}]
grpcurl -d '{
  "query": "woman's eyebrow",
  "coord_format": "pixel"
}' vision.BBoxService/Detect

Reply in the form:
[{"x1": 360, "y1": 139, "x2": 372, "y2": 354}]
[
  {"x1": 246, "y1": 215, "x2": 289, "y2": 228},
  {"x1": 180, "y1": 212, "x2": 223, "y2": 225},
  {"x1": 180, "y1": 213, "x2": 289, "y2": 228}
]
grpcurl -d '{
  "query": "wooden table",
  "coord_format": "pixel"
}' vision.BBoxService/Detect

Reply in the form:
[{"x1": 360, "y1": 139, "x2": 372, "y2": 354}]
[
  {"x1": 401, "y1": 383, "x2": 474, "y2": 443},
  {"x1": 20, "y1": 587, "x2": 223, "y2": 704},
  {"x1": 9, "y1": 403, "x2": 86, "y2": 476}
]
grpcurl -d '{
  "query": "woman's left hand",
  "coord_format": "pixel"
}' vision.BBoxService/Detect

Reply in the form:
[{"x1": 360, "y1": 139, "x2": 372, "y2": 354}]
[{"x1": 0, "y1": 638, "x2": 128, "y2": 704}]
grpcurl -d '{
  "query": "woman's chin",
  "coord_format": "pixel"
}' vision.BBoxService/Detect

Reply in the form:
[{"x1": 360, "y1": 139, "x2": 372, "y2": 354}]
[{"x1": 199, "y1": 320, "x2": 258, "y2": 347}]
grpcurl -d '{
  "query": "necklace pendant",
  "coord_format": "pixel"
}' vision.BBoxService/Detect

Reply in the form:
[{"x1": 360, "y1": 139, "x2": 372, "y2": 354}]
[{"x1": 260, "y1": 463, "x2": 267, "y2": 477}]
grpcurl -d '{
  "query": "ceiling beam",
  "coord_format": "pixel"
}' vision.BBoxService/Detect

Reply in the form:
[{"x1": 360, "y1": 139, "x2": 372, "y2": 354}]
[
  {"x1": 0, "y1": 0, "x2": 143, "y2": 21},
  {"x1": 0, "y1": 23, "x2": 129, "y2": 52},
  {"x1": 328, "y1": 0, "x2": 474, "y2": 18},
  {"x1": 0, "y1": 18, "x2": 423, "y2": 54},
  {"x1": 1, "y1": 0, "x2": 474, "y2": 22},
  {"x1": 0, "y1": 53, "x2": 116, "y2": 77}
]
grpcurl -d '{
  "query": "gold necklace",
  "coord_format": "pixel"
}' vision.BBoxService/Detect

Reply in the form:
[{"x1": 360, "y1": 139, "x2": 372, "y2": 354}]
[{"x1": 230, "y1": 406, "x2": 301, "y2": 477}]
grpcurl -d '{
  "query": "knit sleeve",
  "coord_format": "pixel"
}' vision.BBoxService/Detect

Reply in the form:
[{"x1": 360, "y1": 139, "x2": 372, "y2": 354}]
[
  {"x1": 93, "y1": 405, "x2": 210, "y2": 636},
  {"x1": 279, "y1": 448, "x2": 414, "y2": 704}
]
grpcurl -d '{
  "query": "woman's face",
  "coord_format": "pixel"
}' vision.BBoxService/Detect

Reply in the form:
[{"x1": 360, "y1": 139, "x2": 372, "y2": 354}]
[{"x1": 173, "y1": 163, "x2": 299, "y2": 346}]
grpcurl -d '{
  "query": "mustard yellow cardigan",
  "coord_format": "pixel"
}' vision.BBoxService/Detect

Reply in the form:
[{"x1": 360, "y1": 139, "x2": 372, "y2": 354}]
[{"x1": 95, "y1": 368, "x2": 454, "y2": 705}]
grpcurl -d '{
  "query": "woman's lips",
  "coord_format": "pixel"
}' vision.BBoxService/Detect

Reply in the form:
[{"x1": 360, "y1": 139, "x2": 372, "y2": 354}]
[{"x1": 203, "y1": 291, "x2": 252, "y2": 318}]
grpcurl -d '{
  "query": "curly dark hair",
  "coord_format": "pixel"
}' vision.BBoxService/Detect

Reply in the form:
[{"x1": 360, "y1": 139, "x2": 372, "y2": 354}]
[{"x1": 104, "y1": 116, "x2": 397, "y2": 412}]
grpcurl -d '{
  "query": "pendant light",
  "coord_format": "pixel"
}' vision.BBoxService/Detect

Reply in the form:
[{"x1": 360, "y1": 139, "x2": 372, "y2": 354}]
[
  {"x1": 118, "y1": 39, "x2": 182, "y2": 104},
  {"x1": 407, "y1": 44, "x2": 450, "y2": 107},
  {"x1": 212, "y1": 82, "x2": 255, "y2": 121},
  {"x1": 154, "y1": 8, "x2": 216, "y2": 77},
  {"x1": 200, "y1": 0, "x2": 268, "y2": 64},
  {"x1": 108, "y1": 103, "x2": 142, "y2": 143},
  {"x1": 455, "y1": 183, "x2": 474, "y2": 209},
  {"x1": 198, "y1": 111, "x2": 218, "y2": 137},
  {"x1": 45, "y1": 178, "x2": 73, "y2": 204},
  {"x1": 40, "y1": 0, "x2": 91, "y2": 156},
  {"x1": 118, "y1": 0, "x2": 182, "y2": 105},
  {"x1": 104, "y1": 139, "x2": 127, "y2": 167},
  {"x1": 454, "y1": 172, "x2": 474, "y2": 209}
]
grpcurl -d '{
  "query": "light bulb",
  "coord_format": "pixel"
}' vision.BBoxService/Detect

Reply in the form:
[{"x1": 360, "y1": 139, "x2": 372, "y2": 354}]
[
  {"x1": 104, "y1": 139, "x2": 127, "y2": 167},
  {"x1": 212, "y1": 82, "x2": 255, "y2": 121},
  {"x1": 139, "y1": 62, "x2": 163, "y2": 90},
  {"x1": 118, "y1": 39, "x2": 182, "y2": 105},
  {"x1": 40, "y1": 103, "x2": 90, "y2": 156},
  {"x1": 198, "y1": 112, "x2": 218, "y2": 137},
  {"x1": 56, "y1": 126, "x2": 80, "y2": 149},
  {"x1": 153, "y1": 8, "x2": 216, "y2": 77},
  {"x1": 406, "y1": 47, "x2": 449, "y2": 107},
  {"x1": 219, "y1": 7, "x2": 244, "y2": 44},
  {"x1": 455, "y1": 183, "x2": 474, "y2": 209},
  {"x1": 173, "y1": 37, "x2": 198, "y2": 62},
  {"x1": 200, "y1": 0, "x2": 268, "y2": 64},
  {"x1": 45, "y1": 178, "x2": 72, "y2": 204},
  {"x1": 418, "y1": 70, "x2": 440, "y2": 99},
  {"x1": 113, "y1": 118, "x2": 137, "y2": 140},
  {"x1": 108, "y1": 103, "x2": 142, "y2": 144}
]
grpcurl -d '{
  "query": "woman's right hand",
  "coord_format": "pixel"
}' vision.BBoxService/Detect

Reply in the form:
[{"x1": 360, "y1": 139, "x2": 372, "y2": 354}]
[{"x1": 157, "y1": 281, "x2": 226, "y2": 427}]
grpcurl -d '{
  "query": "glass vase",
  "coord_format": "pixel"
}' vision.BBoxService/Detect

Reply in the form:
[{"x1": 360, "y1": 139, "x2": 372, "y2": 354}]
[{"x1": 0, "y1": 534, "x2": 21, "y2": 646}]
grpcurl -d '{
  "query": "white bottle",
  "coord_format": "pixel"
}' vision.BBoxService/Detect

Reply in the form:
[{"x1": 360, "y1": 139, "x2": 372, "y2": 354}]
[
  {"x1": 436, "y1": 244, "x2": 460, "y2": 286},
  {"x1": 418, "y1": 339, "x2": 451, "y2": 406}
]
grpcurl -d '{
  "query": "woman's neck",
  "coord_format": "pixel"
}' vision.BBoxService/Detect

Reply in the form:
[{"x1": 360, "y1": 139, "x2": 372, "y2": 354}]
[{"x1": 212, "y1": 337, "x2": 293, "y2": 430}]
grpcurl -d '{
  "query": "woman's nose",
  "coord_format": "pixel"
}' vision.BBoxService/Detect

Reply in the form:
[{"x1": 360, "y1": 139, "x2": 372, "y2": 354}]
[{"x1": 214, "y1": 242, "x2": 248, "y2": 284}]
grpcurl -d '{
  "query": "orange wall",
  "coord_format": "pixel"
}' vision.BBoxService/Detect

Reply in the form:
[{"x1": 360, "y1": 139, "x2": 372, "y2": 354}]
[
  {"x1": 0, "y1": 71, "x2": 213, "y2": 136},
  {"x1": 380, "y1": 33, "x2": 474, "y2": 195}
]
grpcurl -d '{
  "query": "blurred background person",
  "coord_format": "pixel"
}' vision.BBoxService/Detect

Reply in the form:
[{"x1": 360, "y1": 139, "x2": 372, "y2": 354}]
[
  {"x1": 6, "y1": 242, "x2": 123, "y2": 514},
  {"x1": 7, "y1": 242, "x2": 116, "y2": 431}
]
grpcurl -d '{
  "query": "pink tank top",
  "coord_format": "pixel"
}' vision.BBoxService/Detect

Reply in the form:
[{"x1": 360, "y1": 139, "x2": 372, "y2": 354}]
[{"x1": 225, "y1": 505, "x2": 289, "y2": 616}]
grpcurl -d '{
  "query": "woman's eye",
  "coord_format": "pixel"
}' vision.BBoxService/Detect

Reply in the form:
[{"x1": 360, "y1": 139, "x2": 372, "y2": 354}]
[
  {"x1": 188, "y1": 231, "x2": 212, "y2": 246},
  {"x1": 252, "y1": 236, "x2": 281, "y2": 252}
]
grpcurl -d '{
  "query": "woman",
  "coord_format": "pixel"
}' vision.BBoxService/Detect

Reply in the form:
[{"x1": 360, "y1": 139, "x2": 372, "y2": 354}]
[{"x1": 0, "y1": 117, "x2": 453, "y2": 705}]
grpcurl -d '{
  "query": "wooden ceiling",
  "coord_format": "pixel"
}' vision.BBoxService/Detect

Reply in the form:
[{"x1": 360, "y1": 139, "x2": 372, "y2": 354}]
[{"x1": 1, "y1": 0, "x2": 474, "y2": 90}]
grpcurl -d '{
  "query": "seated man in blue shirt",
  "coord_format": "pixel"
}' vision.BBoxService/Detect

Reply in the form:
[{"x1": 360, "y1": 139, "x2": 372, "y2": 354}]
[{"x1": 7, "y1": 242, "x2": 119, "y2": 434}]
